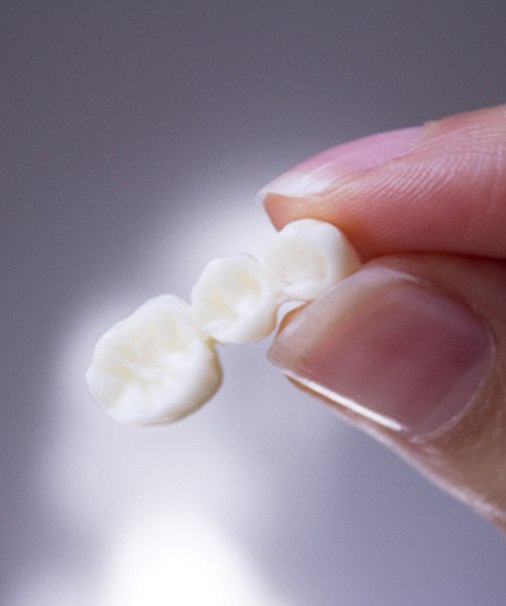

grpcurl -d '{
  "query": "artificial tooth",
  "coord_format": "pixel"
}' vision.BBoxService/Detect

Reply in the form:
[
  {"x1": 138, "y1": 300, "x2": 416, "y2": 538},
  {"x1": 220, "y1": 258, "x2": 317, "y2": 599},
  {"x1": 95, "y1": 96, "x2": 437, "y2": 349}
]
[
  {"x1": 262, "y1": 218, "x2": 361, "y2": 301},
  {"x1": 85, "y1": 295, "x2": 222, "y2": 425},
  {"x1": 191, "y1": 253, "x2": 284, "y2": 344}
]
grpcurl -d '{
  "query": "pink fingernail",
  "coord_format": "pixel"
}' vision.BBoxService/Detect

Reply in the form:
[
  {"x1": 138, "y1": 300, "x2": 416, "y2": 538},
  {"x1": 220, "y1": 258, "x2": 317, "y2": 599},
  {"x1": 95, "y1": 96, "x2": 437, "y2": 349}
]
[
  {"x1": 268, "y1": 268, "x2": 492, "y2": 438},
  {"x1": 256, "y1": 127, "x2": 420, "y2": 202}
]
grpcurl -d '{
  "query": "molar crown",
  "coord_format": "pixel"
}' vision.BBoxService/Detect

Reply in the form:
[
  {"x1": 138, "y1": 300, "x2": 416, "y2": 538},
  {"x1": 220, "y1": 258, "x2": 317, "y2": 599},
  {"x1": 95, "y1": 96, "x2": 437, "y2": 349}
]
[
  {"x1": 262, "y1": 218, "x2": 361, "y2": 301},
  {"x1": 85, "y1": 295, "x2": 222, "y2": 425},
  {"x1": 191, "y1": 252, "x2": 283, "y2": 344}
]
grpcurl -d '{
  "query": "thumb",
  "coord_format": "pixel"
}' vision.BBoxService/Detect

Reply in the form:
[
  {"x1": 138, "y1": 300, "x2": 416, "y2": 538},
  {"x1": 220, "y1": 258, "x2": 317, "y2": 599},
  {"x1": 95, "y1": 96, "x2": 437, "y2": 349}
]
[{"x1": 268, "y1": 254, "x2": 506, "y2": 529}]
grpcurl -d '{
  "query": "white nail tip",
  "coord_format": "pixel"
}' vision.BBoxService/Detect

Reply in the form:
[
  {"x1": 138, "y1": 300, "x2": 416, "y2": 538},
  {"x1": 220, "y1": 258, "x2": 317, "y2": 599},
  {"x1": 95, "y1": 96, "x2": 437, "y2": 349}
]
[
  {"x1": 255, "y1": 171, "x2": 333, "y2": 204},
  {"x1": 191, "y1": 253, "x2": 283, "y2": 344},
  {"x1": 86, "y1": 219, "x2": 361, "y2": 425},
  {"x1": 85, "y1": 295, "x2": 222, "y2": 425},
  {"x1": 262, "y1": 219, "x2": 361, "y2": 301}
]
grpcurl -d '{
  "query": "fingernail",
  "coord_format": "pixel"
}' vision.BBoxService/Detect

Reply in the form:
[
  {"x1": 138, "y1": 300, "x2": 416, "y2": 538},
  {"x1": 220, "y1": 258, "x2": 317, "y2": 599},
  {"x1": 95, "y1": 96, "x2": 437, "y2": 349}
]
[
  {"x1": 256, "y1": 127, "x2": 420, "y2": 203},
  {"x1": 268, "y1": 268, "x2": 492, "y2": 438}
]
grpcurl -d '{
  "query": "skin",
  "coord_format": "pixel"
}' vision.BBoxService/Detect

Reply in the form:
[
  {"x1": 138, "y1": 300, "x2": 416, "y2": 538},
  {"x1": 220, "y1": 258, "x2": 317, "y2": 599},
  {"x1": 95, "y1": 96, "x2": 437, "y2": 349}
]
[{"x1": 261, "y1": 104, "x2": 506, "y2": 531}]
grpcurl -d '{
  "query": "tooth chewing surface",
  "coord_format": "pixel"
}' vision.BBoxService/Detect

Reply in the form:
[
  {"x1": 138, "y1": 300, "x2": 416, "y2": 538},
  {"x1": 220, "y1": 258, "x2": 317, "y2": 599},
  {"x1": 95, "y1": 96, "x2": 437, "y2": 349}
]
[
  {"x1": 262, "y1": 218, "x2": 361, "y2": 301},
  {"x1": 85, "y1": 295, "x2": 222, "y2": 425},
  {"x1": 191, "y1": 253, "x2": 283, "y2": 344}
]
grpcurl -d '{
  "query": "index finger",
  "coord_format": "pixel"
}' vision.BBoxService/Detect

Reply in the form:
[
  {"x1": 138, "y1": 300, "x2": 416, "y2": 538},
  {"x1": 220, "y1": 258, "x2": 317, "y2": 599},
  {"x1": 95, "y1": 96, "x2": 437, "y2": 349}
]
[{"x1": 258, "y1": 105, "x2": 506, "y2": 261}]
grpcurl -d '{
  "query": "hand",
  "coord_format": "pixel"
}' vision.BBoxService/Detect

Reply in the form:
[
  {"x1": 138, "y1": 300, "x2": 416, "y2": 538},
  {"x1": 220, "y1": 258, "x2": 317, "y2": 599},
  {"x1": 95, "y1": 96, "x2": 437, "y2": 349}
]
[{"x1": 259, "y1": 104, "x2": 506, "y2": 530}]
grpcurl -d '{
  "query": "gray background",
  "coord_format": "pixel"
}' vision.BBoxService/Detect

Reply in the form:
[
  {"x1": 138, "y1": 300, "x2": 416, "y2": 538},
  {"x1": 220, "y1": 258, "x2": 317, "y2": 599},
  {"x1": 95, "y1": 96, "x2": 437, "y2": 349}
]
[{"x1": 3, "y1": 1, "x2": 506, "y2": 604}]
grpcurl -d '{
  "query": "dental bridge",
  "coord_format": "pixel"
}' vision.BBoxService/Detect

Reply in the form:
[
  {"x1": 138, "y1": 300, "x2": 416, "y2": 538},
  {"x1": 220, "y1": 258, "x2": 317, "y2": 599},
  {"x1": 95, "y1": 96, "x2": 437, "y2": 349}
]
[{"x1": 86, "y1": 219, "x2": 361, "y2": 425}]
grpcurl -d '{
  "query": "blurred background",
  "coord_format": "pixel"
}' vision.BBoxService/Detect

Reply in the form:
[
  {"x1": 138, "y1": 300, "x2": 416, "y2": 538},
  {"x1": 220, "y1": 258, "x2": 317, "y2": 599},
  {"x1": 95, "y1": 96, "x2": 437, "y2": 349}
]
[{"x1": 3, "y1": 1, "x2": 506, "y2": 604}]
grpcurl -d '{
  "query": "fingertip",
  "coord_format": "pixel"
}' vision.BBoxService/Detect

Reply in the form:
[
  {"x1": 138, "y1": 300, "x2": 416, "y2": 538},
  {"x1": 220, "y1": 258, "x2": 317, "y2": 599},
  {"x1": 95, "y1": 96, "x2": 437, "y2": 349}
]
[{"x1": 259, "y1": 104, "x2": 506, "y2": 260}]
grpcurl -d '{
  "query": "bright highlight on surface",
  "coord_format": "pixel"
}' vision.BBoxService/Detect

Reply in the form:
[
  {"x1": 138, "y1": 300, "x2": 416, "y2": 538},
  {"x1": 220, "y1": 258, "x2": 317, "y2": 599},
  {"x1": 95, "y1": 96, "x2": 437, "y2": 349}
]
[
  {"x1": 97, "y1": 507, "x2": 287, "y2": 606},
  {"x1": 86, "y1": 219, "x2": 361, "y2": 425}
]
